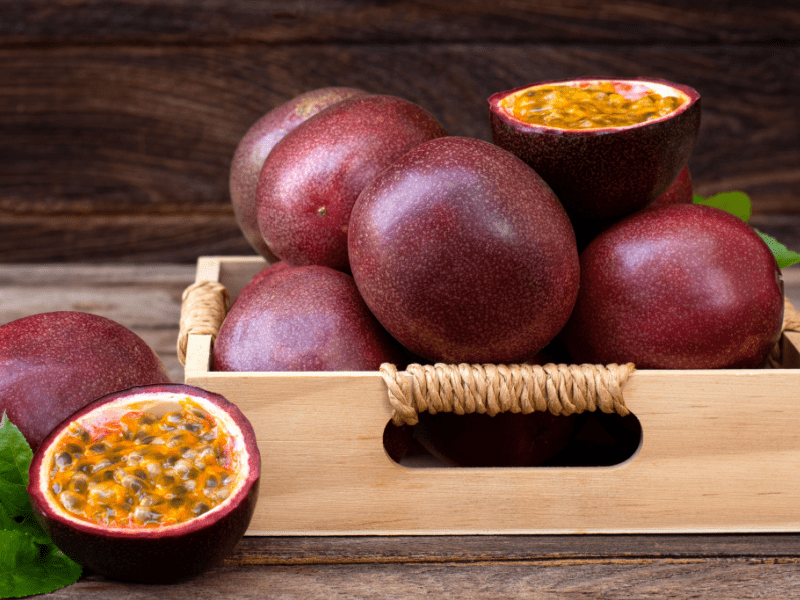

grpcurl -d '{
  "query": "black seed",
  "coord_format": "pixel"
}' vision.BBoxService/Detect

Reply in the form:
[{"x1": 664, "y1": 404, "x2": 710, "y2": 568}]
[
  {"x1": 182, "y1": 422, "x2": 201, "y2": 434},
  {"x1": 55, "y1": 452, "x2": 72, "y2": 468},
  {"x1": 204, "y1": 475, "x2": 218, "y2": 489},
  {"x1": 160, "y1": 475, "x2": 175, "y2": 487},
  {"x1": 139, "y1": 415, "x2": 156, "y2": 426},
  {"x1": 134, "y1": 469, "x2": 148, "y2": 480},
  {"x1": 65, "y1": 443, "x2": 83, "y2": 455},
  {"x1": 171, "y1": 484, "x2": 188, "y2": 497},
  {"x1": 170, "y1": 497, "x2": 184, "y2": 508},
  {"x1": 192, "y1": 502, "x2": 209, "y2": 516},
  {"x1": 88, "y1": 442, "x2": 107, "y2": 454}
]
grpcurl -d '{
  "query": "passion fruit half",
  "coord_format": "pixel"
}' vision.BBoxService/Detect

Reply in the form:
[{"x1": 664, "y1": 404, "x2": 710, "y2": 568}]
[
  {"x1": 488, "y1": 77, "x2": 701, "y2": 222},
  {"x1": 27, "y1": 383, "x2": 260, "y2": 584}
]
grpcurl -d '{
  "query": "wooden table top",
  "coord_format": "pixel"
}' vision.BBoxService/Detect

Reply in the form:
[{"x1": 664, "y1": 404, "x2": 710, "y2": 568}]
[{"x1": 3, "y1": 262, "x2": 800, "y2": 599}]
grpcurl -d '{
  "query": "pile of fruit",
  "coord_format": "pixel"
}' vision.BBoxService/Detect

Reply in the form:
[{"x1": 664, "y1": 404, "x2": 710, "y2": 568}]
[{"x1": 223, "y1": 79, "x2": 785, "y2": 377}]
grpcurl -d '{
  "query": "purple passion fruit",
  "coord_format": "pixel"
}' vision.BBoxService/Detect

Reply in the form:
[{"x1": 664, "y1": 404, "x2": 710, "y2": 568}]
[
  {"x1": 489, "y1": 77, "x2": 701, "y2": 222},
  {"x1": 230, "y1": 87, "x2": 368, "y2": 259},
  {"x1": 561, "y1": 204, "x2": 784, "y2": 369},
  {"x1": 27, "y1": 383, "x2": 260, "y2": 584},
  {"x1": 212, "y1": 265, "x2": 410, "y2": 371},
  {"x1": 255, "y1": 94, "x2": 448, "y2": 272},
  {"x1": 0, "y1": 311, "x2": 171, "y2": 451},
  {"x1": 348, "y1": 136, "x2": 580, "y2": 364}
]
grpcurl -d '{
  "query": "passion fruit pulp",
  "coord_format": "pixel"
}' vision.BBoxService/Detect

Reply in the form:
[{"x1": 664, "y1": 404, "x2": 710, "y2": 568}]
[
  {"x1": 488, "y1": 77, "x2": 701, "y2": 223},
  {"x1": 27, "y1": 384, "x2": 260, "y2": 584}
]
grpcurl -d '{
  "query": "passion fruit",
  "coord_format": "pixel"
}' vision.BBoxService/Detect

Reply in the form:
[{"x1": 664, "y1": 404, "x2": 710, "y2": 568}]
[
  {"x1": 255, "y1": 94, "x2": 448, "y2": 272},
  {"x1": 488, "y1": 77, "x2": 701, "y2": 222},
  {"x1": 348, "y1": 136, "x2": 579, "y2": 364},
  {"x1": 27, "y1": 383, "x2": 260, "y2": 584},
  {"x1": 213, "y1": 265, "x2": 410, "y2": 371},
  {"x1": 560, "y1": 203, "x2": 785, "y2": 369},
  {"x1": 230, "y1": 87, "x2": 368, "y2": 258},
  {"x1": 0, "y1": 311, "x2": 171, "y2": 451}
]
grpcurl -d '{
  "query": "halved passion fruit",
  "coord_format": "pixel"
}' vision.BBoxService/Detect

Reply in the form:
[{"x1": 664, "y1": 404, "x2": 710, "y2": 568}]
[
  {"x1": 27, "y1": 384, "x2": 260, "y2": 584},
  {"x1": 488, "y1": 77, "x2": 701, "y2": 222}
]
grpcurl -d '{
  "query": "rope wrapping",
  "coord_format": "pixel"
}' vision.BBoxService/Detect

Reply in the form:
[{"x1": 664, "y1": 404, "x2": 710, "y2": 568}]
[{"x1": 379, "y1": 362, "x2": 635, "y2": 426}]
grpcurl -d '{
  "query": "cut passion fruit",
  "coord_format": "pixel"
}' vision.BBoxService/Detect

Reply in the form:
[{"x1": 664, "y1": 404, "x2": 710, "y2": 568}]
[
  {"x1": 27, "y1": 384, "x2": 260, "y2": 584},
  {"x1": 488, "y1": 77, "x2": 701, "y2": 222}
]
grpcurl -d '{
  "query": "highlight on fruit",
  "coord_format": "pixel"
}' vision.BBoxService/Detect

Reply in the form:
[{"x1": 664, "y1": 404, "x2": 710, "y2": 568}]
[{"x1": 27, "y1": 384, "x2": 260, "y2": 584}]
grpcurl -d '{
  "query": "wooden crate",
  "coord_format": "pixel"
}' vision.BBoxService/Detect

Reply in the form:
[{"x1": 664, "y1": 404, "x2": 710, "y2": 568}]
[{"x1": 181, "y1": 256, "x2": 800, "y2": 535}]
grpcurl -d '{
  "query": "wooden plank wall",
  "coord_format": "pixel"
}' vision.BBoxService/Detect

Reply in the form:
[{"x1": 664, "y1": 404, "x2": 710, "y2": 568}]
[{"x1": 1, "y1": 0, "x2": 798, "y2": 263}]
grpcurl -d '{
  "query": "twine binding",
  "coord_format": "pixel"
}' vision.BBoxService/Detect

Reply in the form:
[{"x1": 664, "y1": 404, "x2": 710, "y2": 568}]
[
  {"x1": 380, "y1": 362, "x2": 635, "y2": 426},
  {"x1": 176, "y1": 280, "x2": 230, "y2": 365}
]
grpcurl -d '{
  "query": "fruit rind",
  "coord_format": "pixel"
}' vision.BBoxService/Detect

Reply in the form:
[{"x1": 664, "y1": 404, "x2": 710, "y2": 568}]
[
  {"x1": 27, "y1": 383, "x2": 260, "y2": 584},
  {"x1": 488, "y1": 77, "x2": 701, "y2": 222}
]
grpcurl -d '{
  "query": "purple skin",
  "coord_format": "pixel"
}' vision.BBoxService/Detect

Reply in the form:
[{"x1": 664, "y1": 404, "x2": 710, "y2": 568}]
[
  {"x1": 229, "y1": 87, "x2": 368, "y2": 259},
  {"x1": 0, "y1": 311, "x2": 171, "y2": 450},
  {"x1": 231, "y1": 260, "x2": 294, "y2": 308},
  {"x1": 561, "y1": 204, "x2": 785, "y2": 369},
  {"x1": 488, "y1": 77, "x2": 701, "y2": 222},
  {"x1": 27, "y1": 383, "x2": 260, "y2": 584},
  {"x1": 212, "y1": 265, "x2": 411, "y2": 372},
  {"x1": 255, "y1": 94, "x2": 448, "y2": 272},
  {"x1": 348, "y1": 136, "x2": 580, "y2": 364},
  {"x1": 573, "y1": 165, "x2": 694, "y2": 251},
  {"x1": 651, "y1": 165, "x2": 693, "y2": 207}
]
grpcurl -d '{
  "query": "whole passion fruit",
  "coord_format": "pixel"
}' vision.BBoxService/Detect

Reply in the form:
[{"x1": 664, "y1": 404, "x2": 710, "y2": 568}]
[
  {"x1": 27, "y1": 383, "x2": 260, "y2": 584},
  {"x1": 348, "y1": 136, "x2": 580, "y2": 364},
  {"x1": 561, "y1": 204, "x2": 784, "y2": 369},
  {"x1": 213, "y1": 265, "x2": 410, "y2": 371},
  {"x1": 0, "y1": 311, "x2": 171, "y2": 451},
  {"x1": 230, "y1": 87, "x2": 368, "y2": 258},
  {"x1": 256, "y1": 94, "x2": 448, "y2": 272},
  {"x1": 489, "y1": 77, "x2": 701, "y2": 223}
]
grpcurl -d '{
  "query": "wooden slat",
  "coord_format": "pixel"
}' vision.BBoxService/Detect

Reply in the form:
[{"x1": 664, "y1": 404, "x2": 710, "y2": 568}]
[{"x1": 4, "y1": 0, "x2": 799, "y2": 44}]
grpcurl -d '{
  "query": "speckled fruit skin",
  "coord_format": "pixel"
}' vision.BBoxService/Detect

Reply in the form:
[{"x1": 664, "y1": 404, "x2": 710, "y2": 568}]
[
  {"x1": 0, "y1": 311, "x2": 171, "y2": 451},
  {"x1": 255, "y1": 94, "x2": 448, "y2": 272},
  {"x1": 348, "y1": 136, "x2": 580, "y2": 364},
  {"x1": 651, "y1": 165, "x2": 693, "y2": 207},
  {"x1": 488, "y1": 77, "x2": 701, "y2": 222},
  {"x1": 229, "y1": 87, "x2": 368, "y2": 259},
  {"x1": 212, "y1": 265, "x2": 410, "y2": 371},
  {"x1": 27, "y1": 383, "x2": 260, "y2": 584},
  {"x1": 230, "y1": 260, "x2": 294, "y2": 308},
  {"x1": 561, "y1": 204, "x2": 785, "y2": 369}
]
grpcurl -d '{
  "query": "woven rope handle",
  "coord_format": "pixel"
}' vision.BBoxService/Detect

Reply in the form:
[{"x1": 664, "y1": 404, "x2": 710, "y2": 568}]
[
  {"x1": 768, "y1": 297, "x2": 800, "y2": 368},
  {"x1": 177, "y1": 280, "x2": 230, "y2": 366},
  {"x1": 380, "y1": 362, "x2": 636, "y2": 426}
]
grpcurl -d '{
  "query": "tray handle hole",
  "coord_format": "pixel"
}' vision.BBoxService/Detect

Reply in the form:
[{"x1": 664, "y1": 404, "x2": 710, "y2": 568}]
[{"x1": 383, "y1": 410, "x2": 642, "y2": 468}]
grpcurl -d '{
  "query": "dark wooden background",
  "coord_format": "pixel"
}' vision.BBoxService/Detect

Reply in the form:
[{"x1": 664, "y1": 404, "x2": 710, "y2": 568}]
[{"x1": 1, "y1": 0, "x2": 798, "y2": 263}]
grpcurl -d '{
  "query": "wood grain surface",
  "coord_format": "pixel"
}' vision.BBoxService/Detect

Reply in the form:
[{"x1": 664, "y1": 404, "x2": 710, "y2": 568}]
[{"x1": 1, "y1": 0, "x2": 798, "y2": 263}]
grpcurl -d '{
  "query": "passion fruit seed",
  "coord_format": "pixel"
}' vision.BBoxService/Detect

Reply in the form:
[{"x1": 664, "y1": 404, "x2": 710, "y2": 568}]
[
  {"x1": 48, "y1": 398, "x2": 236, "y2": 528},
  {"x1": 501, "y1": 82, "x2": 684, "y2": 129}
]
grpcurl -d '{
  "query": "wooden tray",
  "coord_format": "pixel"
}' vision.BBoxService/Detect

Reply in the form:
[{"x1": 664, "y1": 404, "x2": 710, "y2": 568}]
[{"x1": 180, "y1": 256, "x2": 800, "y2": 535}]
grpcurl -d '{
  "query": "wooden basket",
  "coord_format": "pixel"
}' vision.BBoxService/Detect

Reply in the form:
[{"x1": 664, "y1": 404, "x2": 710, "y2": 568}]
[{"x1": 178, "y1": 256, "x2": 800, "y2": 535}]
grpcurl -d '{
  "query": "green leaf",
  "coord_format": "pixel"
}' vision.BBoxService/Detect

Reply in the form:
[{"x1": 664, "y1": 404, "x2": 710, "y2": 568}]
[
  {"x1": 0, "y1": 414, "x2": 48, "y2": 544},
  {"x1": 693, "y1": 191, "x2": 752, "y2": 222},
  {"x1": 0, "y1": 414, "x2": 82, "y2": 596},
  {"x1": 0, "y1": 530, "x2": 82, "y2": 598},
  {"x1": 756, "y1": 229, "x2": 800, "y2": 269}
]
